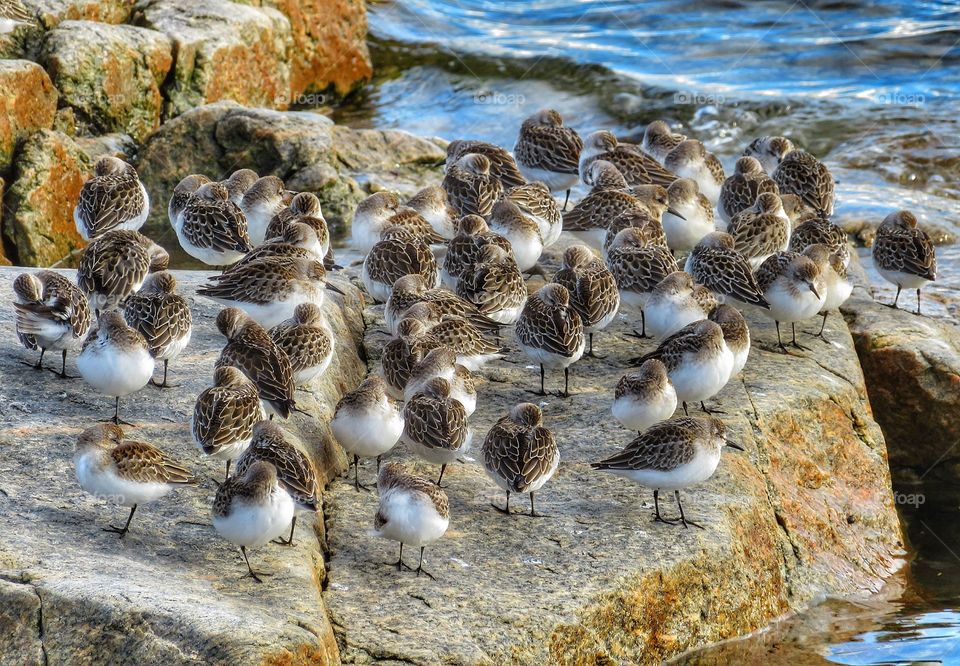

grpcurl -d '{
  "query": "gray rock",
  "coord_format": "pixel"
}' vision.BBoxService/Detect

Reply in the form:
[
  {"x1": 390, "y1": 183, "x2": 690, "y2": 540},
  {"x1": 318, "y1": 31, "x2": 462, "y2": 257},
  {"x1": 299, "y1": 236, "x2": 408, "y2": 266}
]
[{"x1": 0, "y1": 268, "x2": 366, "y2": 664}]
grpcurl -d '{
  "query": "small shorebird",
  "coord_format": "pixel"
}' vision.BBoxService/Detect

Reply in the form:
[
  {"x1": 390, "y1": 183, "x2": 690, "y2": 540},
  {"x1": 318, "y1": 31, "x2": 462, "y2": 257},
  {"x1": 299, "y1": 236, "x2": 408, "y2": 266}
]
[
  {"x1": 406, "y1": 185, "x2": 459, "y2": 239},
  {"x1": 75, "y1": 423, "x2": 194, "y2": 537},
  {"x1": 263, "y1": 192, "x2": 329, "y2": 252},
  {"x1": 553, "y1": 244, "x2": 620, "y2": 357},
  {"x1": 516, "y1": 283, "x2": 585, "y2": 397},
  {"x1": 220, "y1": 169, "x2": 259, "y2": 206},
  {"x1": 168, "y1": 174, "x2": 210, "y2": 228},
  {"x1": 664, "y1": 140, "x2": 725, "y2": 205},
  {"x1": 642, "y1": 120, "x2": 686, "y2": 164},
  {"x1": 579, "y1": 130, "x2": 676, "y2": 189},
  {"x1": 269, "y1": 303, "x2": 334, "y2": 386},
  {"x1": 711, "y1": 304, "x2": 751, "y2": 378},
  {"x1": 77, "y1": 311, "x2": 155, "y2": 424},
  {"x1": 503, "y1": 181, "x2": 563, "y2": 248},
  {"x1": 629, "y1": 320, "x2": 733, "y2": 415},
  {"x1": 74, "y1": 156, "x2": 149, "y2": 241},
  {"x1": 212, "y1": 460, "x2": 294, "y2": 581},
  {"x1": 487, "y1": 198, "x2": 543, "y2": 273},
  {"x1": 173, "y1": 181, "x2": 253, "y2": 267},
  {"x1": 13, "y1": 271, "x2": 92, "y2": 377},
  {"x1": 872, "y1": 210, "x2": 936, "y2": 314},
  {"x1": 446, "y1": 139, "x2": 526, "y2": 190},
  {"x1": 234, "y1": 420, "x2": 319, "y2": 547},
  {"x1": 482, "y1": 403, "x2": 559, "y2": 517},
  {"x1": 402, "y1": 377, "x2": 472, "y2": 486},
  {"x1": 361, "y1": 226, "x2": 440, "y2": 304},
  {"x1": 77, "y1": 229, "x2": 169, "y2": 313},
  {"x1": 592, "y1": 416, "x2": 742, "y2": 528},
  {"x1": 404, "y1": 346, "x2": 477, "y2": 417},
  {"x1": 800, "y1": 244, "x2": 853, "y2": 342},
  {"x1": 685, "y1": 232, "x2": 769, "y2": 309},
  {"x1": 455, "y1": 244, "x2": 528, "y2": 325},
  {"x1": 193, "y1": 366, "x2": 265, "y2": 481},
  {"x1": 198, "y1": 256, "x2": 328, "y2": 329},
  {"x1": 385, "y1": 273, "x2": 500, "y2": 336},
  {"x1": 662, "y1": 178, "x2": 714, "y2": 253},
  {"x1": 215, "y1": 308, "x2": 296, "y2": 419},
  {"x1": 380, "y1": 318, "x2": 445, "y2": 399},
  {"x1": 600, "y1": 203, "x2": 670, "y2": 259},
  {"x1": 563, "y1": 160, "x2": 654, "y2": 249},
  {"x1": 374, "y1": 462, "x2": 449, "y2": 578},
  {"x1": 612, "y1": 359, "x2": 678, "y2": 434},
  {"x1": 789, "y1": 216, "x2": 850, "y2": 267},
  {"x1": 240, "y1": 176, "x2": 287, "y2": 246},
  {"x1": 772, "y1": 150, "x2": 835, "y2": 219},
  {"x1": 744, "y1": 136, "x2": 795, "y2": 175},
  {"x1": 232, "y1": 222, "x2": 324, "y2": 271},
  {"x1": 443, "y1": 153, "x2": 505, "y2": 218},
  {"x1": 122, "y1": 271, "x2": 192, "y2": 388},
  {"x1": 331, "y1": 375, "x2": 404, "y2": 490},
  {"x1": 441, "y1": 214, "x2": 513, "y2": 290},
  {"x1": 755, "y1": 251, "x2": 826, "y2": 352},
  {"x1": 643, "y1": 271, "x2": 718, "y2": 340},
  {"x1": 352, "y1": 192, "x2": 445, "y2": 253},
  {"x1": 727, "y1": 192, "x2": 791, "y2": 270},
  {"x1": 718, "y1": 156, "x2": 780, "y2": 228},
  {"x1": 605, "y1": 227, "x2": 679, "y2": 337},
  {"x1": 514, "y1": 109, "x2": 583, "y2": 208},
  {"x1": 401, "y1": 302, "x2": 502, "y2": 373}
]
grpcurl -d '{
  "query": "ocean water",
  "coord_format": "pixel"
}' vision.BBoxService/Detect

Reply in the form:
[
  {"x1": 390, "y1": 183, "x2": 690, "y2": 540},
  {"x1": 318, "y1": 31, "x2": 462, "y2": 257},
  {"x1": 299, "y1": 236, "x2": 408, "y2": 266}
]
[{"x1": 333, "y1": 1, "x2": 960, "y2": 662}]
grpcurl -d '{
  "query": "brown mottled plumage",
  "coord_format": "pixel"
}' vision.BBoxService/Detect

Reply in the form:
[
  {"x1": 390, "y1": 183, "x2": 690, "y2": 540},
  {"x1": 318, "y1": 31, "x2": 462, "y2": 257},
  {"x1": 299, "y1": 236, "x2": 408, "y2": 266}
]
[
  {"x1": 123, "y1": 271, "x2": 192, "y2": 387},
  {"x1": 74, "y1": 156, "x2": 148, "y2": 241},
  {"x1": 77, "y1": 229, "x2": 169, "y2": 312}
]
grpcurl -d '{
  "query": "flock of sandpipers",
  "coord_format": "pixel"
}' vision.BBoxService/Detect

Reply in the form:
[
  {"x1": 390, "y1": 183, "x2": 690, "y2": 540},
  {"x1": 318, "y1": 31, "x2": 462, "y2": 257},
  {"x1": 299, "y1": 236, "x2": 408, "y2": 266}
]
[{"x1": 11, "y1": 108, "x2": 937, "y2": 581}]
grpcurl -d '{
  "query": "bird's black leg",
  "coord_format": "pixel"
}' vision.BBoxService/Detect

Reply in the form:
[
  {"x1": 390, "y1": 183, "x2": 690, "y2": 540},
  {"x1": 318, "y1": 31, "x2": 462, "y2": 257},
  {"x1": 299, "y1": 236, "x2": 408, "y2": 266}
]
[
  {"x1": 377, "y1": 455, "x2": 382, "y2": 472},
  {"x1": 273, "y1": 516, "x2": 297, "y2": 546},
  {"x1": 224, "y1": 460, "x2": 232, "y2": 483},
  {"x1": 388, "y1": 542, "x2": 413, "y2": 571},
  {"x1": 700, "y1": 401, "x2": 726, "y2": 415},
  {"x1": 354, "y1": 454, "x2": 371, "y2": 491},
  {"x1": 889, "y1": 285, "x2": 902, "y2": 309},
  {"x1": 240, "y1": 546, "x2": 272, "y2": 582},
  {"x1": 584, "y1": 332, "x2": 606, "y2": 359},
  {"x1": 562, "y1": 367, "x2": 571, "y2": 397},
  {"x1": 775, "y1": 321, "x2": 789, "y2": 354},
  {"x1": 675, "y1": 491, "x2": 704, "y2": 529},
  {"x1": 105, "y1": 396, "x2": 135, "y2": 427},
  {"x1": 22, "y1": 348, "x2": 45, "y2": 371},
  {"x1": 916, "y1": 288, "x2": 922, "y2": 316},
  {"x1": 492, "y1": 489, "x2": 511, "y2": 515},
  {"x1": 811, "y1": 312, "x2": 830, "y2": 344},
  {"x1": 790, "y1": 322, "x2": 810, "y2": 351},
  {"x1": 653, "y1": 490, "x2": 677, "y2": 525},
  {"x1": 562, "y1": 189, "x2": 571, "y2": 211},
  {"x1": 528, "y1": 364, "x2": 547, "y2": 397},
  {"x1": 415, "y1": 546, "x2": 436, "y2": 579},
  {"x1": 528, "y1": 492, "x2": 545, "y2": 517},
  {"x1": 103, "y1": 504, "x2": 137, "y2": 538},
  {"x1": 682, "y1": 401, "x2": 689, "y2": 416},
  {"x1": 435, "y1": 464, "x2": 448, "y2": 488},
  {"x1": 628, "y1": 310, "x2": 649, "y2": 339}
]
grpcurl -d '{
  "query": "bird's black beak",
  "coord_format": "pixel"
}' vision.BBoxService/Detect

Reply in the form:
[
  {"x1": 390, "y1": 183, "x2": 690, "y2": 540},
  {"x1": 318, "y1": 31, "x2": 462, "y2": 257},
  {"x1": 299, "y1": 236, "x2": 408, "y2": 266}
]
[
  {"x1": 326, "y1": 282, "x2": 346, "y2": 295},
  {"x1": 668, "y1": 207, "x2": 686, "y2": 220},
  {"x1": 727, "y1": 441, "x2": 745, "y2": 451},
  {"x1": 809, "y1": 283, "x2": 821, "y2": 299}
]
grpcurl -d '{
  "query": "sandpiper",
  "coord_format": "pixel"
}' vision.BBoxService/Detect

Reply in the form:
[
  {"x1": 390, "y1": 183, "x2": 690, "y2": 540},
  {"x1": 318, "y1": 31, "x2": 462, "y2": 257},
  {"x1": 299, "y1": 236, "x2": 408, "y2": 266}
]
[
  {"x1": 172, "y1": 181, "x2": 252, "y2": 267},
  {"x1": 504, "y1": 181, "x2": 563, "y2": 248},
  {"x1": 122, "y1": 271, "x2": 192, "y2": 388},
  {"x1": 727, "y1": 192, "x2": 791, "y2": 269},
  {"x1": 600, "y1": 204, "x2": 670, "y2": 259},
  {"x1": 77, "y1": 229, "x2": 169, "y2": 313},
  {"x1": 800, "y1": 244, "x2": 853, "y2": 342},
  {"x1": 13, "y1": 271, "x2": 92, "y2": 377},
  {"x1": 711, "y1": 304, "x2": 751, "y2": 377},
  {"x1": 75, "y1": 423, "x2": 194, "y2": 537},
  {"x1": 514, "y1": 109, "x2": 583, "y2": 208},
  {"x1": 402, "y1": 302, "x2": 503, "y2": 372},
  {"x1": 240, "y1": 176, "x2": 287, "y2": 246},
  {"x1": 643, "y1": 271, "x2": 718, "y2": 339},
  {"x1": 77, "y1": 311, "x2": 155, "y2": 424},
  {"x1": 385, "y1": 273, "x2": 500, "y2": 336},
  {"x1": 592, "y1": 416, "x2": 742, "y2": 528},
  {"x1": 233, "y1": 222, "x2": 324, "y2": 270},
  {"x1": 685, "y1": 232, "x2": 769, "y2": 308},
  {"x1": 664, "y1": 140, "x2": 725, "y2": 204},
  {"x1": 404, "y1": 346, "x2": 477, "y2": 417},
  {"x1": 516, "y1": 283, "x2": 585, "y2": 397},
  {"x1": 487, "y1": 198, "x2": 544, "y2": 273},
  {"x1": 642, "y1": 120, "x2": 687, "y2": 164},
  {"x1": 352, "y1": 192, "x2": 445, "y2": 254},
  {"x1": 215, "y1": 308, "x2": 296, "y2": 419},
  {"x1": 629, "y1": 320, "x2": 733, "y2": 415},
  {"x1": 563, "y1": 160, "x2": 651, "y2": 249},
  {"x1": 374, "y1": 462, "x2": 450, "y2": 578},
  {"x1": 234, "y1": 420, "x2": 319, "y2": 547},
  {"x1": 380, "y1": 318, "x2": 445, "y2": 399},
  {"x1": 74, "y1": 156, "x2": 149, "y2": 241},
  {"x1": 553, "y1": 244, "x2": 620, "y2": 357},
  {"x1": 755, "y1": 251, "x2": 826, "y2": 352},
  {"x1": 789, "y1": 217, "x2": 850, "y2": 267},
  {"x1": 872, "y1": 210, "x2": 936, "y2": 314},
  {"x1": 269, "y1": 303, "x2": 334, "y2": 386},
  {"x1": 168, "y1": 174, "x2": 210, "y2": 229},
  {"x1": 362, "y1": 226, "x2": 440, "y2": 304},
  {"x1": 198, "y1": 256, "x2": 328, "y2": 329},
  {"x1": 331, "y1": 375, "x2": 404, "y2": 490},
  {"x1": 441, "y1": 214, "x2": 513, "y2": 290},
  {"x1": 605, "y1": 227, "x2": 679, "y2": 337},
  {"x1": 406, "y1": 185, "x2": 459, "y2": 239},
  {"x1": 772, "y1": 150, "x2": 835, "y2": 219},
  {"x1": 212, "y1": 460, "x2": 294, "y2": 581},
  {"x1": 662, "y1": 178, "x2": 714, "y2": 253},
  {"x1": 193, "y1": 366, "x2": 265, "y2": 481},
  {"x1": 443, "y1": 153, "x2": 505, "y2": 218},
  {"x1": 482, "y1": 403, "x2": 559, "y2": 517},
  {"x1": 402, "y1": 377, "x2": 472, "y2": 486},
  {"x1": 221, "y1": 169, "x2": 259, "y2": 206},
  {"x1": 263, "y1": 193, "x2": 329, "y2": 253},
  {"x1": 455, "y1": 244, "x2": 528, "y2": 325},
  {"x1": 579, "y1": 130, "x2": 676, "y2": 189},
  {"x1": 446, "y1": 139, "x2": 526, "y2": 190},
  {"x1": 612, "y1": 359, "x2": 678, "y2": 434},
  {"x1": 718, "y1": 156, "x2": 780, "y2": 228},
  {"x1": 744, "y1": 136, "x2": 795, "y2": 175}
]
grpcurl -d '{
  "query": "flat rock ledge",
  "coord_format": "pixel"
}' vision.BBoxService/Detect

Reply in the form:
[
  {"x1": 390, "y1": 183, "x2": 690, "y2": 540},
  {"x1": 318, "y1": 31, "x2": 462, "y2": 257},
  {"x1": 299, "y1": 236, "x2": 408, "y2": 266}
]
[
  {"x1": 0, "y1": 268, "x2": 366, "y2": 665},
  {"x1": 323, "y1": 247, "x2": 904, "y2": 665}
]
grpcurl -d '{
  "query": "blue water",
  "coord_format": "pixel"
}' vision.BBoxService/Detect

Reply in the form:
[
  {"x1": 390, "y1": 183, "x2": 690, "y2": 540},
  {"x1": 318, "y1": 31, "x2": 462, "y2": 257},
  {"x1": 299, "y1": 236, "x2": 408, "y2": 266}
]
[{"x1": 335, "y1": 1, "x2": 960, "y2": 661}]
